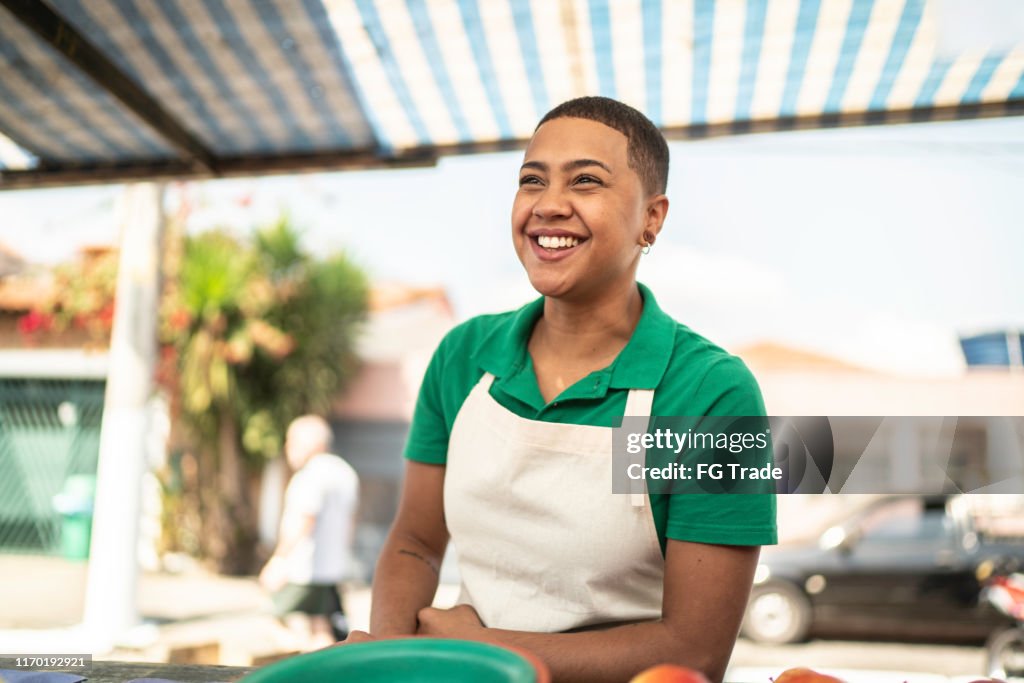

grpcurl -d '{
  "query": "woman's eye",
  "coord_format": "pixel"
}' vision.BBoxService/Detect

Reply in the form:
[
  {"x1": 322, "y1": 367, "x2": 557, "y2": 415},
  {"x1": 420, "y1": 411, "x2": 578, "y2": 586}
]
[
  {"x1": 518, "y1": 175, "x2": 541, "y2": 186},
  {"x1": 574, "y1": 175, "x2": 601, "y2": 185}
]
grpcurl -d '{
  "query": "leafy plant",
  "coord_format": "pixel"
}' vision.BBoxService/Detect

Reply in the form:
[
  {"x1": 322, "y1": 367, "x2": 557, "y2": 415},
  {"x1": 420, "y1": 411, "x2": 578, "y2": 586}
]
[{"x1": 158, "y1": 216, "x2": 368, "y2": 573}]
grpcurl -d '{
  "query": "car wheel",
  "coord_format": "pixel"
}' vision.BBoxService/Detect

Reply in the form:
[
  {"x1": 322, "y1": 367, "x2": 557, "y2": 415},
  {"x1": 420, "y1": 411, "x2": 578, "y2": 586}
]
[
  {"x1": 742, "y1": 582, "x2": 812, "y2": 644},
  {"x1": 985, "y1": 626, "x2": 1024, "y2": 679}
]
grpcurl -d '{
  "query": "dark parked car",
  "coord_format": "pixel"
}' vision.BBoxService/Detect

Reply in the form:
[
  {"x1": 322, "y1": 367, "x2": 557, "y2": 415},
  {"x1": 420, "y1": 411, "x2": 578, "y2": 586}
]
[{"x1": 742, "y1": 494, "x2": 1023, "y2": 643}]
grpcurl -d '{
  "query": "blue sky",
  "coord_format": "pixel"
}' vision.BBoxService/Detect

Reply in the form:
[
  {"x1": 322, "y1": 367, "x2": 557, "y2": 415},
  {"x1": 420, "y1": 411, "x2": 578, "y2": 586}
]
[{"x1": 1, "y1": 116, "x2": 1021, "y2": 376}]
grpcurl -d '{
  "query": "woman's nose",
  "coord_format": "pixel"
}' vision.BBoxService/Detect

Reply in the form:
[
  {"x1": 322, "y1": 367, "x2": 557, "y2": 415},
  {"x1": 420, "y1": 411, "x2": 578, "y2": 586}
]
[{"x1": 532, "y1": 185, "x2": 572, "y2": 220}]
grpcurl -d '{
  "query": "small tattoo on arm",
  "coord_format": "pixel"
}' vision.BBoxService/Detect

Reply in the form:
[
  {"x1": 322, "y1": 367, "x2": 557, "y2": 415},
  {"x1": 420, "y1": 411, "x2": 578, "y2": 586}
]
[{"x1": 398, "y1": 548, "x2": 439, "y2": 575}]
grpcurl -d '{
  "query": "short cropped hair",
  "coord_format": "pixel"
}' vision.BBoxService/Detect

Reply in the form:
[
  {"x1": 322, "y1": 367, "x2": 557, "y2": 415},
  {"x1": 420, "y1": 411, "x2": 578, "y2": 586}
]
[{"x1": 536, "y1": 96, "x2": 669, "y2": 195}]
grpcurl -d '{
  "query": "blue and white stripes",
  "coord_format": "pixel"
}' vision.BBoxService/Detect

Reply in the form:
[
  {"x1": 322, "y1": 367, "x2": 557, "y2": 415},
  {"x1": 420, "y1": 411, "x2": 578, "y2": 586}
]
[
  {"x1": 0, "y1": 0, "x2": 1021, "y2": 172},
  {"x1": 324, "y1": 0, "x2": 1024, "y2": 145}
]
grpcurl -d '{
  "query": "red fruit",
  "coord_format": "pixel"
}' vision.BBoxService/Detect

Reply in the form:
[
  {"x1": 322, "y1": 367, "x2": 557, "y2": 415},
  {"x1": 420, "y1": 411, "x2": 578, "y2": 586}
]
[
  {"x1": 630, "y1": 664, "x2": 711, "y2": 683},
  {"x1": 773, "y1": 668, "x2": 845, "y2": 683}
]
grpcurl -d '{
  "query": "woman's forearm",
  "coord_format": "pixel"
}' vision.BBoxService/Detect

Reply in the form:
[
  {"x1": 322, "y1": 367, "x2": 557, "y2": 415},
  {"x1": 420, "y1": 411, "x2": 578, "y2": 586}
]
[
  {"x1": 477, "y1": 621, "x2": 723, "y2": 683},
  {"x1": 369, "y1": 531, "x2": 445, "y2": 636}
]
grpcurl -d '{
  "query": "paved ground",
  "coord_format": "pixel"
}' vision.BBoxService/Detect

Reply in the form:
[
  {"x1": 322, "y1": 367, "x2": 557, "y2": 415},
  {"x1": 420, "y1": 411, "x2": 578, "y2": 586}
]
[
  {"x1": 0, "y1": 554, "x2": 88, "y2": 629},
  {"x1": 0, "y1": 554, "x2": 997, "y2": 680}
]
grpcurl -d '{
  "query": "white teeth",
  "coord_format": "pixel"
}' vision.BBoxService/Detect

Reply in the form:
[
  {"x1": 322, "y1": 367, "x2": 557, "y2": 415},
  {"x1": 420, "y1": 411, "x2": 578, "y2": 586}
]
[{"x1": 537, "y1": 235, "x2": 581, "y2": 249}]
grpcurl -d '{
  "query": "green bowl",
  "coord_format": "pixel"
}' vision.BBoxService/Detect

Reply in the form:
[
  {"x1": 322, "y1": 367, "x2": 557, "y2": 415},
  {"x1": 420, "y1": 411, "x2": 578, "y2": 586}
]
[{"x1": 239, "y1": 637, "x2": 551, "y2": 683}]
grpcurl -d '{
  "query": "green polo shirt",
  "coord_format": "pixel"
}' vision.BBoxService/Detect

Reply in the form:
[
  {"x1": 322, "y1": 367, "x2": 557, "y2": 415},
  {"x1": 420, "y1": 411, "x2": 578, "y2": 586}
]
[{"x1": 404, "y1": 282, "x2": 777, "y2": 553}]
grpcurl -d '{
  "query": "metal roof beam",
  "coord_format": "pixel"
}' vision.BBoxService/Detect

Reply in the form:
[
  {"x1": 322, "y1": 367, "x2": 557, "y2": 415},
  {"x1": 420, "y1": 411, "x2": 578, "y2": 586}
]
[
  {"x1": 2, "y1": 101, "x2": 1021, "y2": 191},
  {"x1": 0, "y1": 0, "x2": 219, "y2": 173},
  {"x1": 661, "y1": 101, "x2": 1024, "y2": 140},
  {"x1": 0, "y1": 148, "x2": 437, "y2": 191}
]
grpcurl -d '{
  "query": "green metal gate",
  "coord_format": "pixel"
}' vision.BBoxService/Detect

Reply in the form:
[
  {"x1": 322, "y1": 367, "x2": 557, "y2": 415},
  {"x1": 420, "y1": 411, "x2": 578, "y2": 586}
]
[{"x1": 0, "y1": 379, "x2": 105, "y2": 554}]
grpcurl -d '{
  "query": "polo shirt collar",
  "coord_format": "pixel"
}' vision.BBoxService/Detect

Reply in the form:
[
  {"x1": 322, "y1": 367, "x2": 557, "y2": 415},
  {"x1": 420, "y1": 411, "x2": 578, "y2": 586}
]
[
  {"x1": 473, "y1": 282, "x2": 676, "y2": 392},
  {"x1": 609, "y1": 282, "x2": 676, "y2": 389},
  {"x1": 474, "y1": 295, "x2": 543, "y2": 378}
]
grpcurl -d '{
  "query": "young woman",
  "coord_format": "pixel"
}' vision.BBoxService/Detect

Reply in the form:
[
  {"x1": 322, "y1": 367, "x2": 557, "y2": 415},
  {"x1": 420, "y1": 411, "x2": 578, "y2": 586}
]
[{"x1": 346, "y1": 97, "x2": 776, "y2": 683}]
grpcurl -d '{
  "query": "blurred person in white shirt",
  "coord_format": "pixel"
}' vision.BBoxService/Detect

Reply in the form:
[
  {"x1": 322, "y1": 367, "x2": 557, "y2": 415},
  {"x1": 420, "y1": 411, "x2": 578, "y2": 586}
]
[{"x1": 259, "y1": 414, "x2": 359, "y2": 651}]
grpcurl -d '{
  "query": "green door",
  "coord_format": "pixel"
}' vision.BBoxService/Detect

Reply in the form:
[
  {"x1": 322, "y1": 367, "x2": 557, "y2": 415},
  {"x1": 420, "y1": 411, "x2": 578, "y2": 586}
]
[{"x1": 0, "y1": 379, "x2": 105, "y2": 555}]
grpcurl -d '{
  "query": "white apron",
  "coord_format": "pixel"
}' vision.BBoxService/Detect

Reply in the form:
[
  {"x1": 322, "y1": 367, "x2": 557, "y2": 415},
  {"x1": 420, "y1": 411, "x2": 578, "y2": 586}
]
[{"x1": 444, "y1": 372, "x2": 665, "y2": 632}]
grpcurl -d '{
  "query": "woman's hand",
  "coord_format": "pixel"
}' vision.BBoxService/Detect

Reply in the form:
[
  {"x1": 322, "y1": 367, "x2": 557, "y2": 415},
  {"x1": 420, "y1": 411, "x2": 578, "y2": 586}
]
[
  {"x1": 416, "y1": 604, "x2": 484, "y2": 638},
  {"x1": 257, "y1": 556, "x2": 287, "y2": 593},
  {"x1": 335, "y1": 630, "x2": 376, "y2": 645},
  {"x1": 331, "y1": 604, "x2": 483, "y2": 648}
]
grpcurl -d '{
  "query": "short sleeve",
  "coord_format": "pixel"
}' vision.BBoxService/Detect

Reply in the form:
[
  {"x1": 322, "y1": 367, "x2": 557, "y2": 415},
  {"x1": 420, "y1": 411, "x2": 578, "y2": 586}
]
[
  {"x1": 702, "y1": 356, "x2": 768, "y2": 417},
  {"x1": 284, "y1": 470, "x2": 324, "y2": 518},
  {"x1": 665, "y1": 356, "x2": 778, "y2": 546},
  {"x1": 403, "y1": 339, "x2": 450, "y2": 465}
]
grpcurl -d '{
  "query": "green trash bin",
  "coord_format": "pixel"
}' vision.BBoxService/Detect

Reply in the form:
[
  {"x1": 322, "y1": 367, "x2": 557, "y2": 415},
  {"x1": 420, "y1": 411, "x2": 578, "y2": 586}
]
[{"x1": 53, "y1": 474, "x2": 96, "y2": 561}]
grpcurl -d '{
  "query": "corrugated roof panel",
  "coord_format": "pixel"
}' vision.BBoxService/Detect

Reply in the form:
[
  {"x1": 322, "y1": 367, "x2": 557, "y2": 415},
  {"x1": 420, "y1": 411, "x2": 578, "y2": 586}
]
[
  {"x1": 405, "y1": 0, "x2": 480, "y2": 142},
  {"x1": 0, "y1": 0, "x2": 1021, "y2": 186},
  {"x1": 50, "y1": 0, "x2": 249, "y2": 154},
  {"x1": 46, "y1": 0, "x2": 375, "y2": 156},
  {"x1": 839, "y1": 0, "x2": 906, "y2": 112},
  {"x1": 528, "y1": 0, "x2": 578, "y2": 121},
  {"x1": 470, "y1": 0, "x2": 542, "y2": 139},
  {"x1": 420, "y1": 0, "x2": 503, "y2": 142},
  {"x1": 978, "y1": 48, "x2": 1024, "y2": 103},
  {"x1": 221, "y1": 0, "x2": 372, "y2": 149},
  {"x1": 0, "y1": 3, "x2": 174, "y2": 164},
  {"x1": 324, "y1": 0, "x2": 1014, "y2": 145},
  {"x1": 791, "y1": 0, "x2": 849, "y2": 118},
  {"x1": 367, "y1": 0, "x2": 461, "y2": 144},
  {"x1": 747, "y1": 0, "x2": 800, "y2": 121},
  {"x1": 861, "y1": 0, "x2": 927, "y2": 111},
  {"x1": 705, "y1": 0, "x2": 748, "y2": 124},
  {"x1": 295, "y1": 0, "x2": 377, "y2": 145},
  {"x1": 660, "y1": 0, "x2": 696, "y2": 126},
  {"x1": 323, "y1": 0, "x2": 423, "y2": 150},
  {"x1": 732, "y1": 0, "x2": 769, "y2": 123},
  {"x1": 607, "y1": 0, "x2": 648, "y2": 112}
]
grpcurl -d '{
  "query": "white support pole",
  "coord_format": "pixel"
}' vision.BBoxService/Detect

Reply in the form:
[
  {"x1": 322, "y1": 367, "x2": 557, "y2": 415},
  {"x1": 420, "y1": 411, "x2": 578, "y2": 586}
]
[{"x1": 82, "y1": 183, "x2": 164, "y2": 647}]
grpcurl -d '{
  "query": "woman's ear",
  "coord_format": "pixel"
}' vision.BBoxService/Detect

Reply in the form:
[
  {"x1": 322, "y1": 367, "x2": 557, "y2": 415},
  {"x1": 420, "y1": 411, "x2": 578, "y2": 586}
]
[{"x1": 644, "y1": 195, "x2": 669, "y2": 241}]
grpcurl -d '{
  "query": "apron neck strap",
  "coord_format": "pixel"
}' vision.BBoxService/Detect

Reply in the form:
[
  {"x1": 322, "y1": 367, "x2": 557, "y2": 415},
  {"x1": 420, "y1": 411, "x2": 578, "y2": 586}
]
[
  {"x1": 624, "y1": 389, "x2": 655, "y2": 508},
  {"x1": 624, "y1": 388, "x2": 655, "y2": 416}
]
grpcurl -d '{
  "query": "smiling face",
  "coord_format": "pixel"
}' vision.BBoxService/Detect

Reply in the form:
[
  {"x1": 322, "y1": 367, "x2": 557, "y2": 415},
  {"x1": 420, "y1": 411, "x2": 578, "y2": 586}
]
[{"x1": 512, "y1": 117, "x2": 666, "y2": 302}]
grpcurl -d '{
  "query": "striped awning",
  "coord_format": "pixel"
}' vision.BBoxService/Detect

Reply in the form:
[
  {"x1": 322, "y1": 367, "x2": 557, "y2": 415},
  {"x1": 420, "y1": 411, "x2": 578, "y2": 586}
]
[{"x1": 1, "y1": 0, "x2": 1022, "y2": 188}]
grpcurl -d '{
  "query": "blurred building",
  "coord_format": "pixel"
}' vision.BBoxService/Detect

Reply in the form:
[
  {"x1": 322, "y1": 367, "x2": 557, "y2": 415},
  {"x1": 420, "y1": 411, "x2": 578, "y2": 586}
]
[
  {"x1": 0, "y1": 241, "x2": 26, "y2": 278},
  {"x1": 0, "y1": 245, "x2": 108, "y2": 558},
  {"x1": 331, "y1": 283, "x2": 454, "y2": 579}
]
